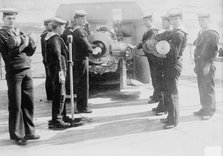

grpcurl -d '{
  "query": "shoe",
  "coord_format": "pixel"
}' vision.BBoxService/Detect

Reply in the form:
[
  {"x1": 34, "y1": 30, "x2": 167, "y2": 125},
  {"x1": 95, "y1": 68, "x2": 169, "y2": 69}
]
[
  {"x1": 48, "y1": 120, "x2": 54, "y2": 129},
  {"x1": 155, "y1": 111, "x2": 167, "y2": 116},
  {"x1": 201, "y1": 111, "x2": 214, "y2": 120},
  {"x1": 70, "y1": 120, "x2": 84, "y2": 127},
  {"x1": 160, "y1": 118, "x2": 168, "y2": 123},
  {"x1": 63, "y1": 116, "x2": 72, "y2": 123},
  {"x1": 201, "y1": 115, "x2": 212, "y2": 120},
  {"x1": 75, "y1": 109, "x2": 92, "y2": 114},
  {"x1": 25, "y1": 134, "x2": 40, "y2": 140},
  {"x1": 193, "y1": 109, "x2": 204, "y2": 116},
  {"x1": 53, "y1": 120, "x2": 71, "y2": 129},
  {"x1": 14, "y1": 138, "x2": 27, "y2": 146},
  {"x1": 152, "y1": 107, "x2": 157, "y2": 112},
  {"x1": 148, "y1": 98, "x2": 159, "y2": 104},
  {"x1": 163, "y1": 124, "x2": 176, "y2": 129}
]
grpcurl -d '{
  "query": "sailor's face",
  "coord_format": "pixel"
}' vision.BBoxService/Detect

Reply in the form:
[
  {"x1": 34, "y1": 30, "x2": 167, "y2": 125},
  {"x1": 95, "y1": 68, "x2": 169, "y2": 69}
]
[
  {"x1": 76, "y1": 16, "x2": 87, "y2": 26},
  {"x1": 198, "y1": 17, "x2": 209, "y2": 29},
  {"x1": 2, "y1": 14, "x2": 16, "y2": 28},
  {"x1": 47, "y1": 22, "x2": 53, "y2": 31},
  {"x1": 162, "y1": 19, "x2": 171, "y2": 30},
  {"x1": 143, "y1": 18, "x2": 152, "y2": 28},
  {"x1": 170, "y1": 16, "x2": 181, "y2": 28},
  {"x1": 58, "y1": 24, "x2": 65, "y2": 35}
]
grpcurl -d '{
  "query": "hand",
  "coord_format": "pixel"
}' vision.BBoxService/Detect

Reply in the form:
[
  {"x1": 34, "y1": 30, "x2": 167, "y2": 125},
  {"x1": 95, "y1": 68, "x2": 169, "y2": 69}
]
[
  {"x1": 59, "y1": 71, "x2": 65, "y2": 83},
  {"x1": 193, "y1": 67, "x2": 197, "y2": 73},
  {"x1": 127, "y1": 44, "x2": 136, "y2": 49},
  {"x1": 203, "y1": 64, "x2": 210, "y2": 75},
  {"x1": 92, "y1": 47, "x2": 102, "y2": 55},
  {"x1": 153, "y1": 51, "x2": 166, "y2": 58},
  {"x1": 21, "y1": 35, "x2": 29, "y2": 47}
]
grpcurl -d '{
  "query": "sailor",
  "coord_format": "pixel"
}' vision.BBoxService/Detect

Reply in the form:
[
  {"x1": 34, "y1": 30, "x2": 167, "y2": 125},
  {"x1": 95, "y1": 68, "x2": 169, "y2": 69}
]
[
  {"x1": 63, "y1": 10, "x2": 100, "y2": 113},
  {"x1": 40, "y1": 18, "x2": 53, "y2": 100},
  {"x1": 160, "y1": 8, "x2": 188, "y2": 129},
  {"x1": 136, "y1": 13, "x2": 161, "y2": 104},
  {"x1": 0, "y1": 8, "x2": 40, "y2": 145},
  {"x1": 193, "y1": 13, "x2": 219, "y2": 120},
  {"x1": 44, "y1": 17, "x2": 70, "y2": 129},
  {"x1": 152, "y1": 14, "x2": 172, "y2": 115}
]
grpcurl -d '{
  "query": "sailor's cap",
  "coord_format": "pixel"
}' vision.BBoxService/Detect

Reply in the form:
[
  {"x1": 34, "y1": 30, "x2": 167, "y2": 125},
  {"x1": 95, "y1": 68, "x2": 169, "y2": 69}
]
[
  {"x1": 142, "y1": 13, "x2": 153, "y2": 19},
  {"x1": 43, "y1": 18, "x2": 53, "y2": 24},
  {"x1": 161, "y1": 14, "x2": 170, "y2": 21},
  {"x1": 74, "y1": 10, "x2": 88, "y2": 18},
  {"x1": 0, "y1": 8, "x2": 18, "y2": 15},
  {"x1": 52, "y1": 17, "x2": 67, "y2": 25},
  {"x1": 197, "y1": 13, "x2": 210, "y2": 18},
  {"x1": 167, "y1": 8, "x2": 182, "y2": 17}
]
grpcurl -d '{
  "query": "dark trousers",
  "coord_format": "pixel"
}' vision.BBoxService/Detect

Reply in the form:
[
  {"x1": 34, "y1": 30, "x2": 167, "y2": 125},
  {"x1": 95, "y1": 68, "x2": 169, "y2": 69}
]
[
  {"x1": 196, "y1": 64, "x2": 216, "y2": 113},
  {"x1": 6, "y1": 68, "x2": 35, "y2": 140},
  {"x1": 163, "y1": 59, "x2": 182, "y2": 125},
  {"x1": 44, "y1": 64, "x2": 53, "y2": 100},
  {"x1": 73, "y1": 60, "x2": 88, "y2": 111},
  {"x1": 147, "y1": 54, "x2": 163, "y2": 100},
  {"x1": 48, "y1": 66, "x2": 66, "y2": 122}
]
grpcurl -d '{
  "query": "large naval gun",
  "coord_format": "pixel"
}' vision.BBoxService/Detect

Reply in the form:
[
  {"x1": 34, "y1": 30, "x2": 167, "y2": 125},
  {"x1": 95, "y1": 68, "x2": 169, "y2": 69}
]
[
  {"x1": 56, "y1": 1, "x2": 151, "y2": 89},
  {"x1": 87, "y1": 28, "x2": 132, "y2": 88}
]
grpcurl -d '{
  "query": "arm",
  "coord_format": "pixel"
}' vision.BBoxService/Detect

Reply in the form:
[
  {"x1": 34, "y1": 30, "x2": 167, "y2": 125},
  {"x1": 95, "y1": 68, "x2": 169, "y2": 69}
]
[
  {"x1": 75, "y1": 29, "x2": 93, "y2": 55},
  {"x1": 201, "y1": 31, "x2": 219, "y2": 75},
  {"x1": 51, "y1": 36, "x2": 63, "y2": 71},
  {"x1": 170, "y1": 31, "x2": 186, "y2": 58}
]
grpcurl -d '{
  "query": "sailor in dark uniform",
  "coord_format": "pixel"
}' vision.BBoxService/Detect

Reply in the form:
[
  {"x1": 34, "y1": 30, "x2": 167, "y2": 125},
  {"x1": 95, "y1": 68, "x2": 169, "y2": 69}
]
[
  {"x1": 63, "y1": 11, "x2": 100, "y2": 113},
  {"x1": 152, "y1": 14, "x2": 172, "y2": 115},
  {"x1": 0, "y1": 8, "x2": 40, "y2": 145},
  {"x1": 136, "y1": 13, "x2": 161, "y2": 104},
  {"x1": 44, "y1": 17, "x2": 70, "y2": 129},
  {"x1": 40, "y1": 18, "x2": 53, "y2": 100},
  {"x1": 160, "y1": 8, "x2": 188, "y2": 129},
  {"x1": 193, "y1": 13, "x2": 219, "y2": 120}
]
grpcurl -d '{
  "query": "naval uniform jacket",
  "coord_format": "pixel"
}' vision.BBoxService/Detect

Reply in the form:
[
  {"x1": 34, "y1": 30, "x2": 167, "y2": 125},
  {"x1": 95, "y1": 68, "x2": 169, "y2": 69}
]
[
  {"x1": 194, "y1": 29, "x2": 219, "y2": 72},
  {"x1": 137, "y1": 26, "x2": 158, "y2": 51},
  {"x1": 167, "y1": 26, "x2": 188, "y2": 62},
  {"x1": 44, "y1": 32, "x2": 68, "y2": 73},
  {"x1": 0, "y1": 26, "x2": 36, "y2": 72},
  {"x1": 40, "y1": 30, "x2": 48, "y2": 65},
  {"x1": 69, "y1": 26, "x2": 93, "y2": 61}
]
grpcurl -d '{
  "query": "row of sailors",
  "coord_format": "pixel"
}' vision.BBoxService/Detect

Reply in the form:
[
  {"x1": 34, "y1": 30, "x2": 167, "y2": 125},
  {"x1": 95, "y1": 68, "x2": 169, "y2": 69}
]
[{"x1": 0, "y1": 7, "x2": 219, "y2": 145}]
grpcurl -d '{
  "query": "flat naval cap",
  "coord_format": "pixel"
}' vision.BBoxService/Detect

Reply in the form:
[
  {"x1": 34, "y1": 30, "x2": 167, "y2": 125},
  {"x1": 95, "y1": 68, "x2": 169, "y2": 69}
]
[
  {"x1": 197, "y1": 13, "x2": 210, "y2": 18},
  {"x1": 43, "y1": 18, "x2": 53, "y2": 24},
  {"x1": 74, "y1": 10, "x2": 88, "y2": 18},
  {"x1": 142, "y1": 13, "x2": 153, "y2": 19},
  {"x1": 161, "y1": 14, "x2": 170, "y2": 20},
  {"x1": 0, "y1": 8, "x2": 18, "y2": 15},
  {"x1": 167, "y1": 8, "x2": 182, "y2": 17},
  {"x1": 52, "y1": 17, "x2": 67, "y2": 25}
]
